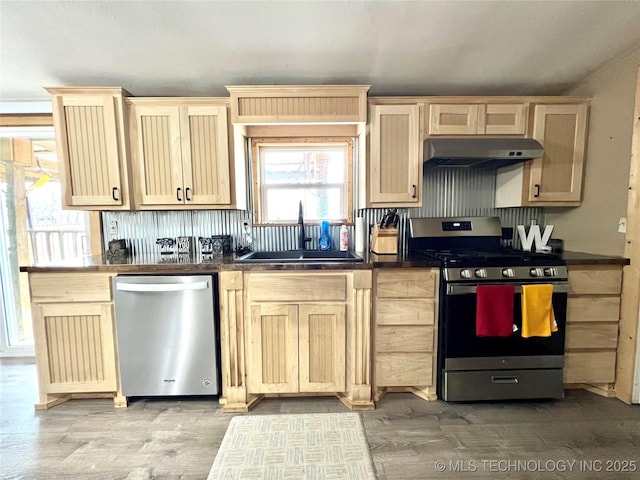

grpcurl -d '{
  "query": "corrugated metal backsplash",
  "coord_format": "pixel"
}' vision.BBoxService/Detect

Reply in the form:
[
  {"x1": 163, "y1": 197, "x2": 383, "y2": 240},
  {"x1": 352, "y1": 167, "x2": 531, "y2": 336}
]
[{"x1": 102, "y1": 168, "x2": 544, "y2": 255}]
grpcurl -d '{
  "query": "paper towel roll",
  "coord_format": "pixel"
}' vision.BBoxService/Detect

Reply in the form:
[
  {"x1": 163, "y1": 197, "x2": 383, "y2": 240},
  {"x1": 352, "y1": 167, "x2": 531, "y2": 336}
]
[{"x1": 355, "y1": 217, "x2": 365, "y2": 252}]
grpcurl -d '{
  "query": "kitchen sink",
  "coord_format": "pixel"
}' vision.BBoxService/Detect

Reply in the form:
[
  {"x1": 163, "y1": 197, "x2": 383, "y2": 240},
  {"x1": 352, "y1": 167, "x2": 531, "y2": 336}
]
[{"x1": 235, "y1": 250, "x2": 363, "y2": 263}]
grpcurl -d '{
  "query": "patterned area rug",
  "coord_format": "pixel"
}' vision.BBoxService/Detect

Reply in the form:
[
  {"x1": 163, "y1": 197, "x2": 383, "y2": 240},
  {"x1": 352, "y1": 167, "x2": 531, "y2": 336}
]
[{"x1": 208, "y1": 412, "x2": 376, "y2": 479}]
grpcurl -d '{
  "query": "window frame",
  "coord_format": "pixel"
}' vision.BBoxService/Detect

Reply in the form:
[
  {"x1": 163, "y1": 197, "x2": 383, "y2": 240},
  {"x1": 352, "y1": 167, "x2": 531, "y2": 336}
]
[{"x1": 251, "y1": 137, "x2": 353, "y2": 226}]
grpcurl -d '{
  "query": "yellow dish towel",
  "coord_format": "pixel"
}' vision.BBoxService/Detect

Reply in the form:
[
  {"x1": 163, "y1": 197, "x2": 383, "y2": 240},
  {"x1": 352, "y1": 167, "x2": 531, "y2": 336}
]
[{"x1": 521, "y1": 284, "x2": 558, "y2": 338}]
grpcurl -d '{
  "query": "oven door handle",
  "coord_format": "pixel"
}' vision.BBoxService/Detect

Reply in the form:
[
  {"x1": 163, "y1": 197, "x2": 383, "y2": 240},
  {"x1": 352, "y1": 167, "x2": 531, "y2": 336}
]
[{"x1": 446, "y1": 282, "x2": 570, "y2": 295}]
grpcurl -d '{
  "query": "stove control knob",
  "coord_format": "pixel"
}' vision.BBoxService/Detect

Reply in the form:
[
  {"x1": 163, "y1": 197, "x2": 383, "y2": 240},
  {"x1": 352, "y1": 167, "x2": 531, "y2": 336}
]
[
  {"x1": 460, "y1": 269, "x2": 472, "y2": 279},
  {"x1": 530, "y1": 267, "x2": 544, "y2": 277},
  {"x1": 502, "y1": 268, "x2": 515, "y2": 278},
  {"x1": 474, "y1": 268, "x2": 488, "y2": 278},
  {"x1": 544, "y1": 267, "x2": 557, "y2": 277}
]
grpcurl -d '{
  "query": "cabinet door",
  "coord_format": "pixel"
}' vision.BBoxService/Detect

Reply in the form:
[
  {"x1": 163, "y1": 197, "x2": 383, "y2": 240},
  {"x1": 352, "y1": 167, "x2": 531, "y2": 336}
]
[
  {"x1": 528, "y1": 104, "x2": 588, "y2": 202},
  {"x1": 428, "y1": 104, "x2": 479, "y2": 135},
  {"x1": 369, "y1": 104, "x2": 421, "y2": 205},
  {"x1": 32, "y1": 303, "x2": 118, "y2": 394},
  {"x1": 248, "y1": 304, "x2": 299, "y2": 393},
  {"x1": 52, "y1": 95, "x2": 124, "y2": 207},
  {"x1": 180, "y1": 105, "x2": 231, "y2": 205},
  {"x1": 299, "y1": 304, "x2": 346, "y2": 392},
  {"x1": 131, "y1": 105, "x2": 184, "y2": 205},
  {"x1": 483, "y1": 104, "x2": 527, "y2": 135}
]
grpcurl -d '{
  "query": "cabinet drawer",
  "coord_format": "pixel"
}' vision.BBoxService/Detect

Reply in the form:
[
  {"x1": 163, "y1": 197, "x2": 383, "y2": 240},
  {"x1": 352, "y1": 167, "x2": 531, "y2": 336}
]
[
  {"x1": 376, "y1": 353, "x2": 433, "y2": 386},
  {"x1": 247, "y1": 273, "x2": 347, "y2": 302},
  {"x1": 29, "y1": 273, "x2": 113, "y2": 303},
  {"x1": 376, "y1": 326, "x2": 433, "y2": 353},
  {"x1": 376, "y1": 269, "x2": 436, "y2": 298},
  {"x1": 376, "y1": 298, "x2": 435, "y2": 325},
  {"x1": 568, "y1": 268, "x2": 622, "y2": 294},
  {"x1": 567, "y1": 297, "x2": 620, "y2": 323},
  {"x1": 564, "y1": 351, "x2": 616, "y2": 384},
  {"x1": 565, "y1": 324, "x2": 618, "y2": 350}
]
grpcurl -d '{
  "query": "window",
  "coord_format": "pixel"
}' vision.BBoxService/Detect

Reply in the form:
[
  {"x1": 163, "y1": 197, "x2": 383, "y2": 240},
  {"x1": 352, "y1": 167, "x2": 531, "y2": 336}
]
[
  {"x1": 0, "y1": 135, "x2": 91, "y2": 354},
  {"x1": 251, "y1": 138, "x2": 353, "y2": 224}
]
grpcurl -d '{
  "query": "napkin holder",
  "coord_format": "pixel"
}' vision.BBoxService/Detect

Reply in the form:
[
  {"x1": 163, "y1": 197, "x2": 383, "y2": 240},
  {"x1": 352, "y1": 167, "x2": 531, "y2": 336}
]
[{"x1": 370, "y1": 226, "x2": 398, "y2": 254}]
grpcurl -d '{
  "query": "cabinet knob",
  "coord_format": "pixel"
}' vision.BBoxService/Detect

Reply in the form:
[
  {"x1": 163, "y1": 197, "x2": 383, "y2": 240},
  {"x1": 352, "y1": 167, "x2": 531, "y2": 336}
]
[
  {"x1": 112, "y1": 187, "x2": 119, "y2": 201},
  {"x1": 176, "y1": 187, "x2": 182, "y2": 202}
]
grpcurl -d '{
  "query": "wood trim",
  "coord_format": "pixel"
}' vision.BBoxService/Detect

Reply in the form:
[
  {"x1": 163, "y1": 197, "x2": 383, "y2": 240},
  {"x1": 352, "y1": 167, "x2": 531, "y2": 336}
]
[
  {"x1": 348, "y1": 270, "x2": 374, "y2": 408},
  {"x1": 126, "y1": 97, "x2": 229, "y2": 106},
  {"x1": 46, "y1": 87, "x2": 131, "y2": 97},
  {"x1": 219, "y1": 271, "x2": 249, "y2": 411},
  {"x1": 617, "y1": 65, "x2": 640, "y2": 404},
  {"x1": 0, "y1": 114, "x2": 53, "y2": 127},
  {"x1": 368, "y1": 96, "x2": 592, "y2": 105},
  {"x1": 226, "y1": 85, "x2": 370, "y2": 124},
  {"x1": 88, "y1": 212, "x2": 103, "y2": 257},
  {"x1": 245, "y1": 125, "x2": 358, "y2": 137}
]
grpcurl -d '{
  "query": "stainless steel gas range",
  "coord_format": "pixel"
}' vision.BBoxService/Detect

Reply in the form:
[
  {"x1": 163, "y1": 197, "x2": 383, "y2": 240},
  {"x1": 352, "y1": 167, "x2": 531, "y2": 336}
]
[{"x1": 409, "y1": 217, "x2": 569, "y2": 402}]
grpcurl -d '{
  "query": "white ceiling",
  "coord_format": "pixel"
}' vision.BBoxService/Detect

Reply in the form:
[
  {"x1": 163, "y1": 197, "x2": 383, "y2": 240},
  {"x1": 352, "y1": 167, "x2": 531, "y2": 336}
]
[{"x1": 1, "y1": 0, "x2": 639, "y2": 104}]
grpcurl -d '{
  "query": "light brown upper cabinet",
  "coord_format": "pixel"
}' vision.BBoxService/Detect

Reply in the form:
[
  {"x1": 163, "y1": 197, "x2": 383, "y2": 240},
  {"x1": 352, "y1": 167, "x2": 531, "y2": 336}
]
[
  {"x1": 427, "y1": 103, "x2": 528, "y2": 136},
  {"x1": 47, "y1": 87, "x2": 132, "y2": 209},
  {"x1": 128, "y1": 99, "x2": 232, "y2": 209},
  {"x1": 495, "y1": 103, "x2": 589, "y2": 207},
  {"x1": 368, "y1": 104, "x2": 422, "y2": 206}
]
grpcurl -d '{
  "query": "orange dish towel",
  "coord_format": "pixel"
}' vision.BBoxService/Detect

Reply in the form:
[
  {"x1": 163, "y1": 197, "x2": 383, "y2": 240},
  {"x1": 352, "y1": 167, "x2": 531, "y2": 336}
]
[{"x1": 521, "y1": 284, "x2": 558, "y2": 338}]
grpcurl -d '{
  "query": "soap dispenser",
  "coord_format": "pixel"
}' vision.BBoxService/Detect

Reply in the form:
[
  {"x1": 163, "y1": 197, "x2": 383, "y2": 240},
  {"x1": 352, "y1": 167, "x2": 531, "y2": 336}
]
[{"x1": 318, "y1": 221, "x2": 332, "y2": 251}]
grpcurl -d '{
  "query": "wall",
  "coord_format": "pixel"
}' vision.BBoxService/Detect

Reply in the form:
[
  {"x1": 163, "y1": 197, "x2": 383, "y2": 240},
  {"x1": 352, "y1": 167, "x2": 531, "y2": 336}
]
[
  {"x1": 103, "y1": 168, "x2": 544, "y2": 256},
  {"x1": 546, "y1": 46, "x2": 640, "y2": 256}
]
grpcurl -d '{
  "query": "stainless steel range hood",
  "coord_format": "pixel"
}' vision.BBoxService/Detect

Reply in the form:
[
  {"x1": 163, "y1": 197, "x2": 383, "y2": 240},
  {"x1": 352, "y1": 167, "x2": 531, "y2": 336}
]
[{"x1": 424, "y1": 137, "x2": 544, "y2": 168}]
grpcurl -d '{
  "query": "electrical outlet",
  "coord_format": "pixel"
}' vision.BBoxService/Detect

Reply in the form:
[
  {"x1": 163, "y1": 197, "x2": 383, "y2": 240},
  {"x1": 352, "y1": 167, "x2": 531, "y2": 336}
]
[
  {"x1": 108, "y1": 220, "x2": 118, "y2": 237},
  {"x1": 618, "y1": 217, "x2": 627, "y2": 234}
]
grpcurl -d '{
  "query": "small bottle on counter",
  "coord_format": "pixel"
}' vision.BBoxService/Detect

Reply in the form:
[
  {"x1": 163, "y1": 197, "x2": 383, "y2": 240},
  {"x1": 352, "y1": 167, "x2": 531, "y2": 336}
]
[
  {"x1": 318, "y1": 221, "x2": 332, "y2": 251},
  {"x1": 339, "y1": 225, "x2": 349, "y2": 251}
]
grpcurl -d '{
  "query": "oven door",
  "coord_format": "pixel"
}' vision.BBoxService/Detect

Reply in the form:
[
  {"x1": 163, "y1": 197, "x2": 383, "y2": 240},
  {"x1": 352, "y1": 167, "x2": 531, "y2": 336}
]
[{"x1": 439, "y1": 280, "x2": 569, "y2": 401}]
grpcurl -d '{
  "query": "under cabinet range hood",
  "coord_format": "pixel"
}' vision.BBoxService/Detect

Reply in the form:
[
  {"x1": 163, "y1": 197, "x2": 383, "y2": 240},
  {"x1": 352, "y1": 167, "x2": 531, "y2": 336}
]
[{"x1": 424, "y1": 137, "x2": 544, "y2": 168}]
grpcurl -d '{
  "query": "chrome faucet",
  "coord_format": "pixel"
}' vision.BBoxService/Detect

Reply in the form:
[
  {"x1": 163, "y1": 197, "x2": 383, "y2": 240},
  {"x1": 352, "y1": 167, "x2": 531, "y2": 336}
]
[{"x1": 298, "y1": 201, "x2": 311, "y2": 250}]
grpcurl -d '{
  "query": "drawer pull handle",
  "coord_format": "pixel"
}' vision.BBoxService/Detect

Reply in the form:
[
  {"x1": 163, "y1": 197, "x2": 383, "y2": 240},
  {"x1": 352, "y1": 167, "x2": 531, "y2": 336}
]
[{"x1": 491, "y1": 376, "x2": 519, "y2": 384}]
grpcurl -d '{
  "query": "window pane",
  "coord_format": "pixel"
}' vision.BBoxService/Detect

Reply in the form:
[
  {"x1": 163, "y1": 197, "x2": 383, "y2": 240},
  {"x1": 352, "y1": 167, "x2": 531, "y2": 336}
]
[
  {"x1": 265, "y1": 187, "x2": 343, "y2": 222},
  {"x1": 263, "y1": 148, "x2": 345, "y2": 185},
  {"x1": 264, "y1": 189, "x2": 304, "y2": 222}
]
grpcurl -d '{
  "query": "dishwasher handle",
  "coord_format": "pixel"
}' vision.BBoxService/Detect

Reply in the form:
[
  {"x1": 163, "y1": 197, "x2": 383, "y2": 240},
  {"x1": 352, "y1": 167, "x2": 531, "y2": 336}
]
[{"x1": 115, "y1": 281, "x2": 209, "y2": 293}]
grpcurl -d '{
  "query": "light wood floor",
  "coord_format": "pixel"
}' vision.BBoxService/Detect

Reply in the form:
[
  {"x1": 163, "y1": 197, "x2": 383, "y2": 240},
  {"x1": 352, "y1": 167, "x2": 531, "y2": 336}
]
[{"x1": 1, "y1": 358, "x2": 639, "y2": 479}]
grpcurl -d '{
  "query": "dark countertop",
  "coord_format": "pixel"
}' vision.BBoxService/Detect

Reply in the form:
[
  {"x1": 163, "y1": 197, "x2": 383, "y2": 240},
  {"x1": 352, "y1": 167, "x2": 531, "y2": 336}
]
[
  {"x1": 562, "y1": 251, "x2": 630, "y2": 266},
  {"x1": 19, "y1": 250, "x2": 628, "y2": 274}
]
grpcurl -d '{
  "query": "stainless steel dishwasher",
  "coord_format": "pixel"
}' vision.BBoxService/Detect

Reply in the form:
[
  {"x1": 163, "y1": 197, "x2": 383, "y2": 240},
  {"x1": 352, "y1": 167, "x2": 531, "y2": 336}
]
[{"x1": 113, "y1": 274, "x2": 218, "y2": 397}]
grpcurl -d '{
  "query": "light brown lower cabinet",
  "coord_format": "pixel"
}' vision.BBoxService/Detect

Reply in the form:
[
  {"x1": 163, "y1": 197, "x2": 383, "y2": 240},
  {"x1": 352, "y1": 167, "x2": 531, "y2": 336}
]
[
  {"x1": 564, "y1": 265, "x2": 623, "y2": 397},
  {"x1": 218, "y1": 270, "x2": 373, "y2": 412},
  {"x1": 373, "y1": 268, "x2": 439, "y2": 402},
  {"x1": 28, "y1": 272, "x2": 125, "y2": 409},
  {"x1": 248, "y1": 303, "x2": 346, "y2": 394}
]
